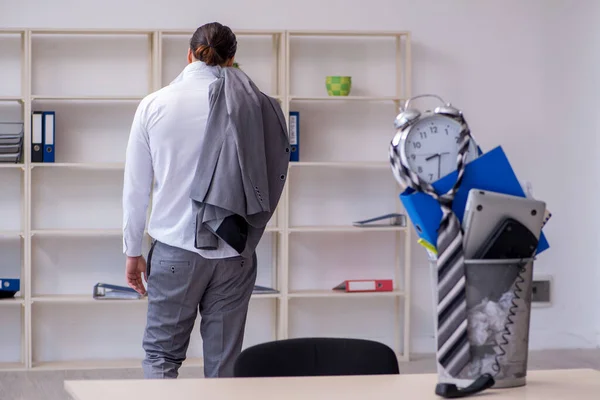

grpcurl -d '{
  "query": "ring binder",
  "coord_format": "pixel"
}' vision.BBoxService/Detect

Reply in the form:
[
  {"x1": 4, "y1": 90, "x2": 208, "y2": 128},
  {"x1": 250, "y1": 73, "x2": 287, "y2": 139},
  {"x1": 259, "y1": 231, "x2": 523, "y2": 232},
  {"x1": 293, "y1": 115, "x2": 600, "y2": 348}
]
[
  {"x1": 31, "y1": 112, "x2": 43, "y2": 163},
  {"x1": 42, "y1": 111, "x2": 55, "y2": 163},
  {"x1": 352, "y1": 213, "x2": 407, "y2": 227},
  {"x1": 0, "y1": 278, "x2": 20, "y2": 299},
  {"x1": 93, "y1": 283, "x2": 144, "y2": 300}
]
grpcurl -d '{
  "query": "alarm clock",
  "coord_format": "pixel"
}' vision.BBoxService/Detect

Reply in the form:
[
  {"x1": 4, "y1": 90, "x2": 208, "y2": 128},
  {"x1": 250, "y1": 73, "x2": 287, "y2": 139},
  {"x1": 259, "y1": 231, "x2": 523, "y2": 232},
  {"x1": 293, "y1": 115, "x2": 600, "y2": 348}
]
[{"x1": 389, "y1": 94, "x2": 479, "y2": 189}]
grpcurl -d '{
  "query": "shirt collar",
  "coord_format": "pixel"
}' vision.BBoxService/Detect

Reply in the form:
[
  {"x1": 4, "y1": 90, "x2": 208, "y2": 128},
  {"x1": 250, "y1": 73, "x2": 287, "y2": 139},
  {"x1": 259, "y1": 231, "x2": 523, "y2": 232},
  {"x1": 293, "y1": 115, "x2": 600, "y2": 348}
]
[{"x1": 181, "y1": 61, "x2": 221, "y2": 79}]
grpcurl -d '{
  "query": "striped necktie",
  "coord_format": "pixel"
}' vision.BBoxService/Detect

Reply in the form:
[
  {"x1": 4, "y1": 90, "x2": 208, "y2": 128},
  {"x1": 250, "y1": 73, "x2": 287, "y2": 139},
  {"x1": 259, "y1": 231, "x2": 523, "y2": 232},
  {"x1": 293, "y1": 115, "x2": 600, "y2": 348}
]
[
  {"x1": 389, "y1": 112, "x2": 472, "y2": 378},
  {"x1": 435, "y1": 200, "x2": 469, "y2": 377}
]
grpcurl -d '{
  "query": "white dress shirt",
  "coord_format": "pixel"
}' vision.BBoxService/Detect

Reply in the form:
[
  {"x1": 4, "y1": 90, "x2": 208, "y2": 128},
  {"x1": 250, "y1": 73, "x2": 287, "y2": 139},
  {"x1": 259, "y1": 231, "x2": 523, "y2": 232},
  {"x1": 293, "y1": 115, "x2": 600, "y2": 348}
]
[{"x1": 122, "y1": 61, "x2": 238, "y2": 259}]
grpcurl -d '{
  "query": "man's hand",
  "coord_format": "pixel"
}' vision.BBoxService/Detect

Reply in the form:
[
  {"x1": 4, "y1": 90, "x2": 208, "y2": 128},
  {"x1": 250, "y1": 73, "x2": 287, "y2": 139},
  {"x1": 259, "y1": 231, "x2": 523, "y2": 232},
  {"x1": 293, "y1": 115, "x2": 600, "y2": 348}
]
[{"x1": 126, "y1": 256, "x2": 147, "y2": 295}]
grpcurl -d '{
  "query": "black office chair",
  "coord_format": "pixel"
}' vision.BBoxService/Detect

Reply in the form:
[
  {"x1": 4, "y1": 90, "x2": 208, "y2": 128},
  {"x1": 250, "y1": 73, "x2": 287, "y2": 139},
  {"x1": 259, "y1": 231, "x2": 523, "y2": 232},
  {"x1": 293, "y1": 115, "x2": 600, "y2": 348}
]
[{"x1": 233, "y1": 337, "x2": 400, "y2": 377}]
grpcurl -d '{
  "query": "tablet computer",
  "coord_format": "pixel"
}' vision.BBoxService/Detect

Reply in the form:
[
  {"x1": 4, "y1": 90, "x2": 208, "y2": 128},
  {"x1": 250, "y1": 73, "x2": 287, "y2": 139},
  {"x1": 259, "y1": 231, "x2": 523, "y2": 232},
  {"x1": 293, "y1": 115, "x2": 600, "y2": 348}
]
[{"x1": 462, "y1": 189, "x2": 546, "y2": 259}]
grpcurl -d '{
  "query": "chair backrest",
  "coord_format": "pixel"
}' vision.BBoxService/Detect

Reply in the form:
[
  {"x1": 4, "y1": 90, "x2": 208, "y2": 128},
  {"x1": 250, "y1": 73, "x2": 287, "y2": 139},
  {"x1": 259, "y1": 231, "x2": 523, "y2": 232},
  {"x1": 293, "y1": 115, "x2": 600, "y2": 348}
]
[{"x1": 233, "y1": 337, "x2": 400, "y2": 377}]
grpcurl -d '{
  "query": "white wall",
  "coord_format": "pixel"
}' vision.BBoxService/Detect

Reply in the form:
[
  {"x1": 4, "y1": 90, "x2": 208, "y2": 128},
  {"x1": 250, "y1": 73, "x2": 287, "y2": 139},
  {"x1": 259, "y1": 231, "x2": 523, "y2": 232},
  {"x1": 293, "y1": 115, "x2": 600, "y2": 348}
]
[{"x1": 2, "y1": 0, "x2": 599, "y2": 355}]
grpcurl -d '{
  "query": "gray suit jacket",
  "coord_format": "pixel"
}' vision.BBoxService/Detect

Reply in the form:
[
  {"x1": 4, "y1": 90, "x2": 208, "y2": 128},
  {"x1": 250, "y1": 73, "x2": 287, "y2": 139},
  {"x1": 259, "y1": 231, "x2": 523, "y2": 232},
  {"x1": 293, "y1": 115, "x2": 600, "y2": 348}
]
[{"x1": 189, "y1": 66, "x2": 290, "y2": 258}]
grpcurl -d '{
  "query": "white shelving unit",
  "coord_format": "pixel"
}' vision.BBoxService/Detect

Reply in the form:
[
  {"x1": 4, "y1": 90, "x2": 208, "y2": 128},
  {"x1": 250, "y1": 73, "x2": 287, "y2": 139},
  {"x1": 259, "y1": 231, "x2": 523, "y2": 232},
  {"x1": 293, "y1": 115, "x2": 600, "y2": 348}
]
[{"x1": 0, "y1": 28, "x2": 412, "y2": 371}]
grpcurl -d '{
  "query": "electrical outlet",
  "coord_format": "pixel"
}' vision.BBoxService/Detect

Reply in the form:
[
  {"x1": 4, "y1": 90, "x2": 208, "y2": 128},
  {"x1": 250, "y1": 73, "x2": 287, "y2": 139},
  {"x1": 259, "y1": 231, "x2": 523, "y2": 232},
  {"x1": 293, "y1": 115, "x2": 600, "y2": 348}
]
[{"x1": 531, "y1": 277, "x2": 552, "y2": 305}]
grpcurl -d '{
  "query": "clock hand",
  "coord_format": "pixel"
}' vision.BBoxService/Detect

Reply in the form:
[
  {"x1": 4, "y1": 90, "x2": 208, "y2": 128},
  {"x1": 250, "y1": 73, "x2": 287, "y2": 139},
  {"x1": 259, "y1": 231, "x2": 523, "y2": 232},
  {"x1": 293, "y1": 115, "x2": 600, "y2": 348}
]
[{"x1": 423, "y1": 152, "x2": 449, "y2": 179}]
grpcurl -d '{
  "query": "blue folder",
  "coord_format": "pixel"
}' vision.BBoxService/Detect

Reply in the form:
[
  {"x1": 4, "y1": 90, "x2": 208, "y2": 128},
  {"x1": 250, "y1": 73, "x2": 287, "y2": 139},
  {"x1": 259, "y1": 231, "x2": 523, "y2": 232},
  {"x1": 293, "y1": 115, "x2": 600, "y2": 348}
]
[
  {"x1": 0, "y1": 278, "x2": 19, "y2": 292},
  {"x1": 42, "y1": 111, "x2": 55, "y2": 163},
  {"x1": 0, "y1": 278, "x2": 20, "y2": 299},
  {"x1": 289, "y1": 111, "x2": 299, "y2": 162},
  {"x1": 399, "y1": 145, "x2": 549, "y2": 255}
]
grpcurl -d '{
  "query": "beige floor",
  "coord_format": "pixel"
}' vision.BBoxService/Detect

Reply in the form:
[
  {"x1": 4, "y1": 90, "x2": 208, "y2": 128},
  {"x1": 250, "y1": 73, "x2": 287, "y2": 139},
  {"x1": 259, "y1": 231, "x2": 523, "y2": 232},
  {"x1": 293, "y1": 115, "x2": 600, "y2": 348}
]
[{"x1": 1, "y1": 349, "x2": 599, "y2": 400}]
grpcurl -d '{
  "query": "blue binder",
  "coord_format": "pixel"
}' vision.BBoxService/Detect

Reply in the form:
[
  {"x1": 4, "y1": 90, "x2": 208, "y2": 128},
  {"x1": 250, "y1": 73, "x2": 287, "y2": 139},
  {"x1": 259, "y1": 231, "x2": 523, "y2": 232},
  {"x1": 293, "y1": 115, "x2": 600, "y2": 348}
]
[
  {"x1": 42, "y1": 111, "x2": 55, "y2": 163},
  {"x1": 399, "y1": 145, "x2": 549, "y2": 255},
  {"x1": 0, "y1": 278, "x2": 20, "y2": 298},
  {"x1": 289, "y1": 111, "x2": 299, "y2": 162},
  {"x1": 0, "y1": 278, "x2": 20, "y2": 292}
]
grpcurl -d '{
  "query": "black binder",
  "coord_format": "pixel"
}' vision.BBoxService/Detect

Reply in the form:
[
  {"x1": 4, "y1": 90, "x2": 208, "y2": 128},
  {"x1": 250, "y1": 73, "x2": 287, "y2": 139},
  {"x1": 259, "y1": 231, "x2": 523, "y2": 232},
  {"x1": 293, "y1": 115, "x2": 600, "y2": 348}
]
[{"x1": 31, "y1": 111, "x2": 44, "y2": 162}]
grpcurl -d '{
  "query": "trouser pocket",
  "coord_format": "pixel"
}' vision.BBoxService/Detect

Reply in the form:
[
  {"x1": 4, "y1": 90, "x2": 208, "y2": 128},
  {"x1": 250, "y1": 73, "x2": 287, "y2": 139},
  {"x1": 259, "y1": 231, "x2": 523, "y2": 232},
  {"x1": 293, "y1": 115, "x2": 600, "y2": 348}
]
[{"x1": 147, "y1": 240, "x2": 157, "y2": 278}]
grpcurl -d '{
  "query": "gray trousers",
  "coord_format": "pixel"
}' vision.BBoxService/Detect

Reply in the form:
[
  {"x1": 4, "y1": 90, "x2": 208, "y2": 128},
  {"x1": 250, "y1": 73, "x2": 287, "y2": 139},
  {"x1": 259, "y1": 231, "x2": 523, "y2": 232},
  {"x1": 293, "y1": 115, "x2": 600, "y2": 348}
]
[{"x1": 142, "y1": 240, "x2": 257, "y2": 379}]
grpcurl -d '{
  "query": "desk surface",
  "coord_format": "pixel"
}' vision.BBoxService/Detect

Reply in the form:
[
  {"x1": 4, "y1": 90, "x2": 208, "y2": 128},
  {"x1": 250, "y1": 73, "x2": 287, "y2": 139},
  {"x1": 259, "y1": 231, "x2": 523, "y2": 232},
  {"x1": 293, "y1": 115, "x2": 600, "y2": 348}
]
[{"x1": 65, "y1": 368, "x2": 600, "y2": 400}]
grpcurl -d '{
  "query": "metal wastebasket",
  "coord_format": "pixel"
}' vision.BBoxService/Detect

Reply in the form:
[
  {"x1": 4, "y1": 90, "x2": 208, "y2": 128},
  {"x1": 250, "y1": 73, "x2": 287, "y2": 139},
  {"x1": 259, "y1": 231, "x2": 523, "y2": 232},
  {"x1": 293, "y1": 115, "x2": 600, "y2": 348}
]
[{"x1": 429, "y1": 253, "x2": 535, "y2": 389}]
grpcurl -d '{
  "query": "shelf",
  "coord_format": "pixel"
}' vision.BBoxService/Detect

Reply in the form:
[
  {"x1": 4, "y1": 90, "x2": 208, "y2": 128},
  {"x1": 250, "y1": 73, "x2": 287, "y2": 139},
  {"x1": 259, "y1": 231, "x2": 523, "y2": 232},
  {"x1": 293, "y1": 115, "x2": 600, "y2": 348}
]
[
  {"x1": 31, "y1": 29, "x2": 155, "y2": 35},
  {"x1": 0, "y1": 231, "x2": 23, "y2": 237},
  {"x1": 31, "y1": 295, "x2": 146, "y2": 304},
  {"x1": 30, "y1": 227, "x2": 279, "y2": 237},
  {"x1": 0, "y1": 97, "x2": 23, "y2": 102},
  {"x1": 0, "y1": 297, "x2": 25, "y2": 307},
  {"x1": 0, "y1": 164, "x2": 25, "y2": 169},
  {"x1": 31, "y1": 162, "x2": 125, "y2": 170},
  {"x1": 29, "y1": 161, "x2": 390, "y2": 171},
  {"x1": 289, "y1": 96, "x2": 403, "y2": 102},
  {"x1": 3, "y1": 27, "x2": 412, "y2": 371},
  {"x1": 288, "y1": 30, "x2": 409, "y2": 37},
  {"x1": 251, "y1": 292, "x2": 281, "y2": 299},
  {"x1": 31, "y1": 229, "x2": 125, "y2": 237},
  {"x1": 0, "y1": 29, "x2": 25, "y2": 34},
  {"x1": 289, "y1": 225, "x2": 407, "y2": 233},
  {"x1": 160, "y1": 29, "x2": 283, "y2": 37},
  {"x1": 288, "y1": 290, "x2": 404, "y2": 298},
  {"x1": 289, "y1": 161, "x2": 389, "y2": 169},
  {"x1": 31, "y1": 95, "x2": 145, "y2": 101},
  {"x1": 31, "y1": 293, "x2": 280, "y2": 304},
  {"x1": 32, "y1": 357, "x2": 203, "y2": 370},
  {"x1": 0, "y1": 362, "x2": 27, "y2": 371}
]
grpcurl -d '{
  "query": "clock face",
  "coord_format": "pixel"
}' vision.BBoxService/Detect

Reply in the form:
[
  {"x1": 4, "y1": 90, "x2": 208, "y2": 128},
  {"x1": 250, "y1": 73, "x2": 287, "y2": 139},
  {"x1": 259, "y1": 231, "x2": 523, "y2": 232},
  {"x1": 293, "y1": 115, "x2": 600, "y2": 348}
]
[{"x1": 403, "y1": 114, "x2": 477, "y2": 183}]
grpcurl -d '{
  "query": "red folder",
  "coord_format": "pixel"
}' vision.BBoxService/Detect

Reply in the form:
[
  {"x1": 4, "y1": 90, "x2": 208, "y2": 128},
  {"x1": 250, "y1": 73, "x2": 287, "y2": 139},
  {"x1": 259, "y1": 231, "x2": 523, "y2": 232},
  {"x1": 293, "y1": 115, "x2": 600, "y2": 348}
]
[{"x1": 333, "y1": 279, "x2": 393, "y2": 292}]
